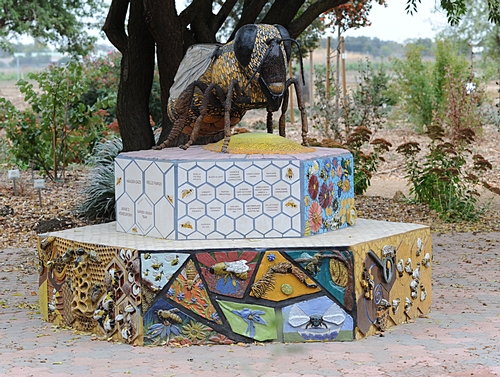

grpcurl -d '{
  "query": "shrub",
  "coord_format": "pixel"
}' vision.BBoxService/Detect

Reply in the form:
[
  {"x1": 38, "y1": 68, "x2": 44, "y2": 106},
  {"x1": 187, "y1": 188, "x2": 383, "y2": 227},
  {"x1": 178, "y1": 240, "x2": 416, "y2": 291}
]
[{"x1": 75, "y1": 137, "x2": 122, "y2": 221}]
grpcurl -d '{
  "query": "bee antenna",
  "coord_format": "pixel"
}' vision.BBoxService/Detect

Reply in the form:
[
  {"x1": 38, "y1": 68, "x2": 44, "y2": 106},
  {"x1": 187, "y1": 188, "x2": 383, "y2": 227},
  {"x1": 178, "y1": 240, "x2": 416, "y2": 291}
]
[{"x1": 279, "y1": 38, "x2": 305, "y2": 86}]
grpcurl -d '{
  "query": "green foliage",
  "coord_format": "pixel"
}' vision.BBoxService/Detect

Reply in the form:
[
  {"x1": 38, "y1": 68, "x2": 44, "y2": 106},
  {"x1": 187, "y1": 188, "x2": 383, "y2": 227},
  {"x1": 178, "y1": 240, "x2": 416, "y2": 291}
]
[
  {"x1": 75, "y1": 137, "x2": 122, "y2": 222},
  {"x1": 397, "y1": 68, "x2": 491, "y2": 221},
  {"x1": 0, "y1": 0, "x2": 105, "y2": 56},
  {"x1": 391, "y1": 40, "x2": 471, "y2": 132},
  {"x1": 391, "y1": 44, "x2": 434, "y2": 131},
  {"x1": 1, "y1": 60, "x2": 114, "y2": 180},
  {"x1": 311, "y1": 58, "x2": 392, "y2": 195}
]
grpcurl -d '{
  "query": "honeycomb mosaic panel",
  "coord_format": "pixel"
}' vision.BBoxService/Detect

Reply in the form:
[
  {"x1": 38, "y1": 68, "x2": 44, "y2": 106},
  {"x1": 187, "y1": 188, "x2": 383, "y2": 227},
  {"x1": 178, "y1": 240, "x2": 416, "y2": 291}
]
[
  {"x1": 38, "y1": 226, "x2": 431, "y2": 345},
  {"x1": 114, "y1": 147, "x2": 355, "y2": 240}
]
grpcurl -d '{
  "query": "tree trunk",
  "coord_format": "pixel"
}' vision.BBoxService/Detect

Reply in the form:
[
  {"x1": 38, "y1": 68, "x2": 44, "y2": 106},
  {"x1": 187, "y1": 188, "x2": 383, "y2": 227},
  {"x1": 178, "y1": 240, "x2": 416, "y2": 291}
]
[{"x1": 104, "y1": 0, "x2": 156, "y2": 152}]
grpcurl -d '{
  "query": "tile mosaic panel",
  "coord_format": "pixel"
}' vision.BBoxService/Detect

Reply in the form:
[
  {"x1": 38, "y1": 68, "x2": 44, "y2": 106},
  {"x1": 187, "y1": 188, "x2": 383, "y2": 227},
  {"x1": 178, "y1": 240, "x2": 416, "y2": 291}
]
[
  {"x1": 143, "y1": 299, "x2": 232, "y2": 346},
  {"x1": 302, "y1": 154, "x2": 355, "y2": 236},
  {"x1": 196, "y1": 250, "x2": 259, "y2": 298},
  {"x1": 115, "y1": 147, "x2": 354, "y2": 240},
  {"x1": 38, "y1": 219, "x2": 431, "y2": 346},
  {"x1": 166, "y1": 259, "x2": 222, "y2": 324},
  {"x1": 282, "y1": 296, "x2": 354, "y2": 342}
]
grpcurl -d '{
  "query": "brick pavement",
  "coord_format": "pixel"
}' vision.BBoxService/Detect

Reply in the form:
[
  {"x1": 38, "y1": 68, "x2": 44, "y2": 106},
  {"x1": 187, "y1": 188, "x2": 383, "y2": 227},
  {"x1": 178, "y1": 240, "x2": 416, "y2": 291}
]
[{"x1": 1, "y1": 232, "x2": 499, "y2": 377}]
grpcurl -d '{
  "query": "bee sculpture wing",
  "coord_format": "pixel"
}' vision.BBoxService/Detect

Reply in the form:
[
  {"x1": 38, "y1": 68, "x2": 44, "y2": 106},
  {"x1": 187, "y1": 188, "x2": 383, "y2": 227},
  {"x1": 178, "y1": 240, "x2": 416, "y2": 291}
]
[
  {"x1": 322, "y1": 303, "x2": 346, "y2": 326},
  {"x1": 169, "y1": 44, "x2": 222, "y2": 100},
  {"x1": 225, "y1": 260, "x2": 250, "y2": 274},
  {"x1": 288, "y1": 304, "x2": 310, "y2": 328}
]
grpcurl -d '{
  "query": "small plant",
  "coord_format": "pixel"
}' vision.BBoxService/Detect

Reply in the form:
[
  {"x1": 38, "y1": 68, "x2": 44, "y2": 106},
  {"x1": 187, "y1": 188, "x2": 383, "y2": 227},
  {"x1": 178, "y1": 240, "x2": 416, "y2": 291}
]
[
  {"x1": 75, "y1": 137, "x2": 122, "y2": 222},
  {"x1": 397, "y1": 68, "x2": 494, "y2": 222},
  {"x1": 1, "y1": 60, "x2": 114, "y2": 180},
  {"x1": 310, "y1": 58, "x2": 392, "y2": 195}
]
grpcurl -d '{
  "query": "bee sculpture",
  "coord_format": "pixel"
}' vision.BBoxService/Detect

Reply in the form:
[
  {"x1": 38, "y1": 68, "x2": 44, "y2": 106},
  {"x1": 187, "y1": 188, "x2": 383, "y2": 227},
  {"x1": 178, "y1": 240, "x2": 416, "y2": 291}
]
[{"x1": 154, "y1": 24, "x2": 308, "y2": 153}]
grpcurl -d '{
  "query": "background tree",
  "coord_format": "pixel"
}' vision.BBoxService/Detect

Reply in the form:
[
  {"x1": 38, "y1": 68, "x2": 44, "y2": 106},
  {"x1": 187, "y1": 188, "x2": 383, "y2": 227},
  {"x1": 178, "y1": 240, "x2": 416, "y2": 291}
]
[
  {"x1": 436, "y1": 0, "x2": 500, "y2": 72},
  {"x1": 0, "y1": 0, "x2": 105, "y2": 56},
  {"x1": 103, "y1": 0, "x2": 500, "y2": 152}
]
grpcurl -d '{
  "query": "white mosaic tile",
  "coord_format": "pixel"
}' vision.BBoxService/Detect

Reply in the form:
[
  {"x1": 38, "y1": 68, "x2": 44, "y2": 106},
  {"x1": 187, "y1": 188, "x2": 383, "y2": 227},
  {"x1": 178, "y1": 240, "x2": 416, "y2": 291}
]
[
  {"x1": 136, "y1": 195, "x2": 154, "y2": 234},
  {"x1": 115, "y1": 146, "x2": 355, "y2": 240},
  {"x1": 124, "y1": 162, "x2": 143, "y2": 202},
  {"x1": 144, "y1": 164, "x2": 164, "y2": 204},
  {"x1": 116, "y1": 194, "x2": 135, "y2": 233}
]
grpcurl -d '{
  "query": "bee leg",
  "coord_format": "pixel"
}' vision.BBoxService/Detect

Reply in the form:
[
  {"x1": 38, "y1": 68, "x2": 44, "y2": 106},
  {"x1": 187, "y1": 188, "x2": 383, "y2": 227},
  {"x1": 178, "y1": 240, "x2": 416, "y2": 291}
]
[
  {"x1": 221, "y1": 80, "x2": 237, "y2": 153},
  {"x1": 287, "y1": 77, "x2": 309, "y2": 146},
  {"x1": 278, "y1": 88, "x2": 290, "y2": 138},
  {"x1": 155, "y1": 81, "x2": 207, "y2": 150},
  {"x1": 266, "y1": 108, "x2": 274, "y2": 134}
]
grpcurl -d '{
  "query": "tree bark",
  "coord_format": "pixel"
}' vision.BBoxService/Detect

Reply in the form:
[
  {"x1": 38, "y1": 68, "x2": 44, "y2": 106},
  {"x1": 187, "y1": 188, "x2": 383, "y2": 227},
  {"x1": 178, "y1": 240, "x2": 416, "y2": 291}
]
[{"x1": 104, "y1": 0, "x2": 156, "y2": 152}]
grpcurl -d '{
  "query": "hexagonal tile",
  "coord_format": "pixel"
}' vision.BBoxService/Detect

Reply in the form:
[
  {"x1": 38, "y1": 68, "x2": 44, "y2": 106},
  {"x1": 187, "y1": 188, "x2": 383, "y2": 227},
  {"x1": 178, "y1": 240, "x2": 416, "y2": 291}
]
[
  {"x1": 114, "y1": 162, "x2": 125, "y2": 199},
  {"x1": 262, "y1": 164, "x2": 280, "y2": 184},
  {"x1": 226, "y1": 199, "x2": 244, "y2": 219},
  {"x1": 136, "y1": 195, "x2": 154, "y2": 234},
  {"x1": 124, "y1": 162, "x2": 143, "y2": 201},
  {"x1": 178, "y1": 184, "x2": 196, "y2": 204},
  {"x1": 215, "y1": 183, "x2": 234, "y2": 203},
  {"x1": 188, "y1": 166, "x2": 207, "y2": 187},
  {"x1": 273, "y1": 214, "x2": 291, "y2": 234},
  {"x1": 226, "y1": 165, "x2": 243, "y2": 186},
  {"x1": 283, "y1": 197, "x2": 300, "y2": 215},
  {"x1": 254, "y1": 182, "x2": 272, "y2": 201},
  {"x1": 254, "y1": 214, "x2": 272, "y2": 235},
  {"x1": 187, "y1": 200, "x2": 206, "y2": 220},
  {"x1": 206, "y1": 165, "x2": 225, "y2": 186},
  {"x1": 116, "y1": 194, "x2": 135, "y2": 232},
  {"x1": 144, "y1": 164, "x2": 164, "y2": 204},
  {"x1": 235, "y1": 215, "x2": 253, "y2": 235},
  {"x1": 178, "y1": 217, "x2": 195, "y2": 236},
  {"x1": 216, "y1": 216, "x2": 234, "y2": 236},
  {"x1": 281, "y1": 164, "x2": 300, "y2": 183},
  {"x1": 197, "y1": 184, "x2": 215, "y2": 204},
  {"x1": 235, "y1": 182, "x2": 253, "y2": 203},
  {"x1": 154, "y1": 197, "x2": 174, "y2": 238},
  {"x1": 263, "y1": 197, "x2": 281, "y2": 218},
  {"x1": 273, "y1": 180, "x2": 291, "y2": 200},
  {"x1": 244, "y1": 198, "x2": 263, "y2": 218},
  {"x1": 206, "y1": 199, "x2": 224, "y2": 219},
  {"x1": 244, "y1": 164, "x2": 263, "y2": 184},
  {"x1": 197, "y1": 216, "x2": 215, "y2": 236}
]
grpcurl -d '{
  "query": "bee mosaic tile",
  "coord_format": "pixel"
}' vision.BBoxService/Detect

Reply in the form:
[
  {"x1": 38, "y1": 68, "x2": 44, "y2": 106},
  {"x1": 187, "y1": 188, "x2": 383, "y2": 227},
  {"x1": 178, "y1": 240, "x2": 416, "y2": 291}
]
[{"x1": 114, "y1": 146, "x2": 354, "y2": 240}]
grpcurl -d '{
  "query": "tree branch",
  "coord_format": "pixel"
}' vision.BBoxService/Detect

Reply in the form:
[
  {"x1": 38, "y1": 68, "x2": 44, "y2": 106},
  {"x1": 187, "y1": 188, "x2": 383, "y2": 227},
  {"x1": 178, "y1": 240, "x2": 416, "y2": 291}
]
[
  {"x1": 261, "y1": 0, "x2": 305, "y2": 27},
  {"x1": 288, "y1": 0, "x2": 349, "y2": 38},
  {"x1": 230, "y1": 0, "x2": 269, "y2": 39},
  {"x1": 103, "y1": 0, "x2": 130, "y2": 53},
  {"x1": 213, "y1": 0, "x2": 240, "y2": 33}
]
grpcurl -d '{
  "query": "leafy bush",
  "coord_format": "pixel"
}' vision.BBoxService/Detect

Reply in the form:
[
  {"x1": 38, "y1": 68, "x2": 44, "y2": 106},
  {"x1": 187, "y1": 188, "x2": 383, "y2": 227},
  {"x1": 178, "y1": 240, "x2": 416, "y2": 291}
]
[
  {"x1": 1, "y1": 60, "x2": 115, "y2": 180},
  {"x1": 391, "y1": 39, "x2": 472, "y2": 132},
  {"x1": 397, "y1": 68, "x2": 493, "y2": 221}
]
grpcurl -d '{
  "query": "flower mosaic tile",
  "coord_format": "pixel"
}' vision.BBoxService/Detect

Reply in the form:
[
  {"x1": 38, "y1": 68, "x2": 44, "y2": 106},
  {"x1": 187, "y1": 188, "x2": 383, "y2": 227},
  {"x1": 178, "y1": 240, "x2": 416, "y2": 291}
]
[
  {"x1": 196, "y1": 251, "x2": 259, "y2": 298},
  {"x1": 282, "y1": 296, "x2": 353, "y2": 342},
  {"x1": 217, "y1": 300, "x2": 277, "y2": 342},
  {"x1": 143, "y1": 299, "x2": 232, "y2": 346},
  {"x1": 166, "y1": 259, "x2": 222, "y2": 324},
  {"x1": 114, "y1": 146, "x2": 354, "y2": 240}
]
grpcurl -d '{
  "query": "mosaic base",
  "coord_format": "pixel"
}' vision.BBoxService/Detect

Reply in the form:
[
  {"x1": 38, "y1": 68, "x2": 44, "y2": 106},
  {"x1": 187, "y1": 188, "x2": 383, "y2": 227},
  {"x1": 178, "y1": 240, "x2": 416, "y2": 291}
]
[
  {"x1": 114, "y1": 145, "x2": 354, "y2": 240},
  {"x1": 38, "y1": 219, "x2": 432, "y2": 345}
]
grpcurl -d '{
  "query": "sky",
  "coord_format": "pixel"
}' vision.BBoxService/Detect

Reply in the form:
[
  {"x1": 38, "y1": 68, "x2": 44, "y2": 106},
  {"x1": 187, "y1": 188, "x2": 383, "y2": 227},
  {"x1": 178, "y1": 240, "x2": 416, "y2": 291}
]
[{"x1": 343, "y1": 0, "x2": 449, "y2": 42}]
